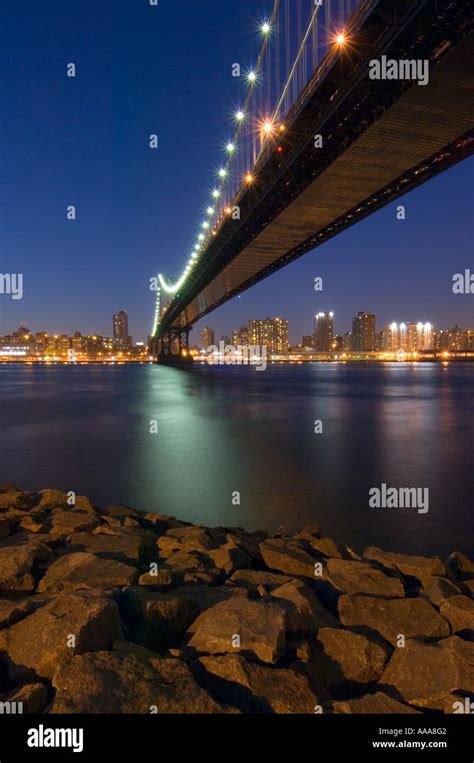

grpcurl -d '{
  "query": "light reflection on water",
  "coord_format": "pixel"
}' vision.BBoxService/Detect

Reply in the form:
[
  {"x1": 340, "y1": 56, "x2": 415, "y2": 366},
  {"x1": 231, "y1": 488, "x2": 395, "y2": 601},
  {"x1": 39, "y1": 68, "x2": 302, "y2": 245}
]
[{"x1": 1, "y1": 362, "x2": 472, "y2": 557}]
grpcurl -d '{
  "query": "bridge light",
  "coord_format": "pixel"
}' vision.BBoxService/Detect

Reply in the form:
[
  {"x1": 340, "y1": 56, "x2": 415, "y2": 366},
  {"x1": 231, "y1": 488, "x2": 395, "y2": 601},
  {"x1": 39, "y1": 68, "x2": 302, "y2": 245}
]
[
  {"x1": 212, "y1": 188, "x2": 220, "y2": 198},
  {"x1": 226, "y1": 142, "x2": 235, "y2": 154},
  {"x1": 198, "y1": 233, "x2": 205, "y2": 240},
  {"x1": 207, "y1": 206, "x2": 215, "y2": 215},
  {"x1": 247, "y1": 71, "x2": 257, "y2": 84},
  {"x1": 246, "y1": 173, "x2": 254, "y2": 184},
  {"x1": 336, "y1": 32, "x2": 346, "y2": 46},
  {"x1": 225, "y1": 206, "x2": 232, "y2": 214},
  {"x1": 218, "y1": 168, "x2": 228, "y2": 178},
  {"x1": 202, "y1": 221, "x2": 209, "y2": 229},
  {"x1": 260, "y1": 21, "x2": 271, "y2": 35},
  {"x1": 262, "y1": 120, "x2": 274, "y2": 135},
  {"x1": 235, "y1": 110, "x2": 245, "y2": 122}
]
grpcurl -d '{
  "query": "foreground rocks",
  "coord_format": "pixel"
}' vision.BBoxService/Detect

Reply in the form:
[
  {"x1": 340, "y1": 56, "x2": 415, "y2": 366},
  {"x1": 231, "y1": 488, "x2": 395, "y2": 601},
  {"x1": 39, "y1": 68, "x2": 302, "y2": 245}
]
[{"x1": 0, "y1": 483, "x2": 472, "y2": 714}]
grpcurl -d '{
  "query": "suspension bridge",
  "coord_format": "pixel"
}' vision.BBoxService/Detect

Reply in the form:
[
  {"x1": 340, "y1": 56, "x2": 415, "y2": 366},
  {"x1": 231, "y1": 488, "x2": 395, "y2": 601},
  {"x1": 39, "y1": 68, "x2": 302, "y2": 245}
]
[{"x1": 150, "y1": 0, "x2": 474, "y2": 361}]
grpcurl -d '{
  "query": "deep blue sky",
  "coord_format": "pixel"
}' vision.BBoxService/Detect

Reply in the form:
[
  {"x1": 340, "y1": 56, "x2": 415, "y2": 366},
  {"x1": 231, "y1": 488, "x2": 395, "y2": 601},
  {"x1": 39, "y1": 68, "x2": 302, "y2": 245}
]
[{"x1": 0, "y1": 0, "x2": 472, "y2": 344}]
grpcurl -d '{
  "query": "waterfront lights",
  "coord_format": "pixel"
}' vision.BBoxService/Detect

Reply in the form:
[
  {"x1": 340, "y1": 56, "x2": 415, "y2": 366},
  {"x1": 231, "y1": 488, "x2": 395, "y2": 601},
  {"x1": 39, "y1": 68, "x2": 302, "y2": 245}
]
[
  {"x1": 226, "y1": 142, "x2": 236, "y2": 153},
  {"x1": 235, "y1": 109, "x2": 245, "y2": 122},
  {"x1": 218, "y1": 168, "x2": 228, "y2": 178}
]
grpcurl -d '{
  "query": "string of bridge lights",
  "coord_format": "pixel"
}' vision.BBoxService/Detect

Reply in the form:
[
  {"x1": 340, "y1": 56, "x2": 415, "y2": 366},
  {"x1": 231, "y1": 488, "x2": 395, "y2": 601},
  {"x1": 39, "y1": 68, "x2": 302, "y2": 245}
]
[{"x1": 155, "y1": 10, "x2": 348, "y2": 329}]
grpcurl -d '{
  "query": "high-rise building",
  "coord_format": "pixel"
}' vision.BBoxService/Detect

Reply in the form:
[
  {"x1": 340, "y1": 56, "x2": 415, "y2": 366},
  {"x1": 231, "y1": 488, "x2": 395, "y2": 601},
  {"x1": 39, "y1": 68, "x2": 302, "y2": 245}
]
[
  {"x1": 314, "y1": 312, "x2": 334, "y2": 352},
  {"x1": 351, "y1": 312, "x2": 376, "y2": 351},
  {"x1": 200, "y1": 327, "x2": 215, "y2": 350},
  {"x1": 384, "y1": 322, "x2": 433, "y2": 351},
  {"x1": 302, "y1": 334, "x2": 315, "y2": 348},
  {"x1": 113, "y1": 311, "x2": 129, "y2": 349},
  {"x1": 232, "y1": 326, "x2": 249, "y2": 346},
  {"x1": 248, "y1": 318, "x2": 288, "y2": 355}
]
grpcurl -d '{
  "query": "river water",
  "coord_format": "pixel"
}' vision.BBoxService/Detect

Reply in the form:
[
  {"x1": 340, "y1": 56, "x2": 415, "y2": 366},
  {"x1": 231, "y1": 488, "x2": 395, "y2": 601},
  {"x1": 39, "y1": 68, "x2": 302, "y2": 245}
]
[{"x1": 1, "y1": 362, "x2": 472, "y2": 557}]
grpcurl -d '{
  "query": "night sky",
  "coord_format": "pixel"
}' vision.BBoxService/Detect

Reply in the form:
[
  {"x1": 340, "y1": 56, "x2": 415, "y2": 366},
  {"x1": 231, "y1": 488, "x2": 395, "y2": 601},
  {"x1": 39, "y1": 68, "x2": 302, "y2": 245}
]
[{"x1": 0, "y1": 0, "x2": 472, "y2": 345}]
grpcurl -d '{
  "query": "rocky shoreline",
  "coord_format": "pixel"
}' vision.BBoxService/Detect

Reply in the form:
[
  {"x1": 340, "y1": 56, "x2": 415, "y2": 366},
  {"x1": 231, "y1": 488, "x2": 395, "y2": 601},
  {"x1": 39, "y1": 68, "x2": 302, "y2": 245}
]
[{"x1": 0, "y1": 482, "x2": 472, "y2": 714}]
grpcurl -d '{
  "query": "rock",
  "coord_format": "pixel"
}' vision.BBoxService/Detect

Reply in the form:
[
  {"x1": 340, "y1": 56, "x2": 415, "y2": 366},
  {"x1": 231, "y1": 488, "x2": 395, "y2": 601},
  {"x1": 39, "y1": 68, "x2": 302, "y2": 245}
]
[
  {"x1": 260, "y1": 539, "x2": 323, "y2": 579},
  {"x1": 446, "y1": 551, "x2": 474, "y2": 581},
  {"x1": 364, "y1": 547, "x2": 446, "y2": 587},
  {"x1": 3, "y1": 682, "x2": 48, "y2": 713},
  {"x1": 101, "y1": 505, "x2": 143, "y2": 523},
  {"x1": 193, "y1": 654, "x2": 319, "y2": 713},
  {"x1": 19, "y1": 515, "x2": 47, "y2": 534},
  {"x1": 208, "y1": 537, "x2": 251, "y2": 575},
  {"x1": 307, "y1": 536, "x2": 351, "y2": 559},
  {"x1": 381, "y1": 636, "x2": 474, "y2": 710},
  {"x1": 157, "y1": 551, "x2": 221, "y2": 585},
  {"x1": 226, "y1": 569, "x2": 292, "y2": 592},
  {"x1": 37, "y1": 552, "x2": 139, "y2": 593},
  {"x1": 464, "y1": 580, "x2": 474, "y2": 599},
  {"x1": 65, "y1": 527, "x2": 156, "y2": 566},
  {"x1": 326, "y1": 559, "x2": 405, "y2": 597},
  {"x1": 48, "y1": 510, "x2": 98, "y2": 538},
  {"x1": 72, "y1": 495, "x2": 98, "y2": 515},
  {"x1": 50, "y1": 651, "x2": 234, "y2": 713},
  {"x1": 126, "y1": 592, "x2": 201, "y2": 653},
  {"x1": 421, "y1": 576, "x2": 465, "y2": 607},
  {"x1": 0, "y1": 544, "x2": 46, "y2": 593},
  {"x1": 141, "y1": 513, "x2": 189, "y2": 532},
  {"x1": 305, "y1": 627, "x2": 390, "y2": 694},
  {"x1": 0, "y1": 491, "x2": 26, "y2": 510},
  {"x1": 0, "y1": 592, "x2": 123, "y2": 680},
  {"x1": 294, "y1": 525, "x2": 321, "y2": 540},
  {"x1": 138, "y1": 569, "x2": 173, "y2": 587},
  {"x1": 187, "y1": 597, "x2": 287, "y2": 664},
  {"x1": 270, "y1": 580, "x2": 338, "y2": 634},
  {"x1": 440, "y1": 596, "x2": 474, "y2": 635},
  {"x1": 331, "y1": 692, "x2": 421, "y2": 714},
  {"x1": 338, "y1": 595, "x2": 450, "y2": 646},
  {"x1": 36, "y1": 489, "x2": 68, "y2": 511}
]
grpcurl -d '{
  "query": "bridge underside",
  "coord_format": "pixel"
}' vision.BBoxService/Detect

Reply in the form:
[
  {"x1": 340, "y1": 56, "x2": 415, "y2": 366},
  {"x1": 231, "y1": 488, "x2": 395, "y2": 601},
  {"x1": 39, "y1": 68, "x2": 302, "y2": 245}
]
[{"x1": 158, "y1": 1, "x2": 474, "y2": 337}]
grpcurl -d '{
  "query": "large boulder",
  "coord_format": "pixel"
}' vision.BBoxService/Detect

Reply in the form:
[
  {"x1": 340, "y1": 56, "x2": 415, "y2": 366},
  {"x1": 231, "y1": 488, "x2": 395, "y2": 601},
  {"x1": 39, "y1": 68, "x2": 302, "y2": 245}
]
[
  {"x1": 331, "y1": 691, "x2": 421, "y2": 714},
  {"x1": 64, "y1": 527, "x2": 156, "y2": 566},
  {"x1": 440, "y1": 596, "x2": 474, "y2": 635},
  {"x1": 421, "y1": 576, "x2": 465, "y2": 607},
  {"x1": 0, "y1": 592, "x2": 123, "y2": 680},
  {"x1": 193, "y1": 654, "x2": 319, "y2": 713},
  {"x1": 48, "y1": 510, "x2": 98, "y2": 538},
  {"x1": 446, "y1": 551, "x2": 474, "y2": 581},
  {"x1": 381, "y1": 636, "x2": 474, "y2": 710},
  {"x1": 325, "y1": 559, "x2": 405, "y2": 597},
  {"x1": 37, "y1": 552, "x2": 138, "y2": 593},
  {"x1": 338, "y1": 595, "x2": 450, "y2": 646},
  {"x1": 187, "y1": 597, "x2": 287, "y2": 664},
  {"x1": 50, "y1": 651, "x2": 234, "y2": 713},
  {"x1": 269, "y1": 580, "x2": 338, "y2": 634},
  {"x1": 364, "y1": 547, "x2": 446, "y2": 586},
  {"x1": 0, "y1": 598, "x2": 37, "y2": 629},
  {"x1": 260, "y1": 539, "x2": 323, "y2": 579},
  {"x1": 0, "y1": 540, "x2": 51, "y2": 594},
  {"x1": 305, "y1": 627, "x2": 390, "y2": 694}
]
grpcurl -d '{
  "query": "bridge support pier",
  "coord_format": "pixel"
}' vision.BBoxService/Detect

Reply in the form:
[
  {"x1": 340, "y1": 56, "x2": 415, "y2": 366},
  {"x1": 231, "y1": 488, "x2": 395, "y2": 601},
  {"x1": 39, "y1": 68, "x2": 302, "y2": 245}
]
[{"x1": 153, "y1": 326, "x2": 193, "y2": 365}]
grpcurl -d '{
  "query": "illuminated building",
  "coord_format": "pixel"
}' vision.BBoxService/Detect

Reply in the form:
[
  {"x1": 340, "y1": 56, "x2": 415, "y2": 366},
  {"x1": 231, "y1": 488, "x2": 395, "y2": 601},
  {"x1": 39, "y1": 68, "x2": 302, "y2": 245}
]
[
  {"x1": 352, "y1": 312, "x2": 376, "y2": 351},
  {"x1": 200, "y1": 327, "x2": 215, "y2": 350},
  {"x1": 113, "y1": 310, "x2": 130, "y2": 349},
  {"x1": 314, "y1": 312, "x2": 334, "y2": 352},
  {"x1": 232, "y1": 326, "x2": 249, "y2": 346},
  {"x1": 248, "y1": 318, "x2": 288, "y2": 355}
]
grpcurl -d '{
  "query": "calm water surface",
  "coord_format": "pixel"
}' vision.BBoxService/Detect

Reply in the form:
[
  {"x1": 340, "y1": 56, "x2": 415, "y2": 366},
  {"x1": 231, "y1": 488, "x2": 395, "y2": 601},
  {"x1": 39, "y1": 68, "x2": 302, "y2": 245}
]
[{"x1": 1, "y1": 362, "x2": 472, "y2": 557}]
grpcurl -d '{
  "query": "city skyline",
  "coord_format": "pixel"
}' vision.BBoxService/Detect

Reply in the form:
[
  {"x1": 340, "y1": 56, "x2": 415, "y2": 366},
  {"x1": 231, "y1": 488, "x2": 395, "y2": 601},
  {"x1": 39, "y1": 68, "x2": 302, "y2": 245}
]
[{"x1": 0, "y1": 2, "x2": 472, "y2": 345}]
